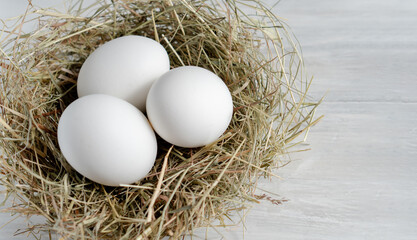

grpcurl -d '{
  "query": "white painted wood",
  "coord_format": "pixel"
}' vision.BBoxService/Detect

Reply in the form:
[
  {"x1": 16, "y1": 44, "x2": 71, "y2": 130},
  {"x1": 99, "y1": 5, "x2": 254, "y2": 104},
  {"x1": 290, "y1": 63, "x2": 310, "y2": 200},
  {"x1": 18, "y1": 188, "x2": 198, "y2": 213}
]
[
  {"x1": 192, "y1": 0, "x2": 417, "y2": 239},
  {"x1": 1, "y1": 0, "x2": 417, "y2": 239}
]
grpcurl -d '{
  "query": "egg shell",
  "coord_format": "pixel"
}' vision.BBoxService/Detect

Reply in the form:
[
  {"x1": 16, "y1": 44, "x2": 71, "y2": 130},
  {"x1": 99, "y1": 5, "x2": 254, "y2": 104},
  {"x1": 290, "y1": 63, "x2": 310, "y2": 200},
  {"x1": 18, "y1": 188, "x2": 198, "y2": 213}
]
[
  {"x1": 58, "y1": 94, "x2": 157, "y2": 186},
  {"x1": 146, "y1": 66, "x2": 233, "y2": 148},
  {"x1": 77, "y1": 35, "x2": 170, "y2": 111}
]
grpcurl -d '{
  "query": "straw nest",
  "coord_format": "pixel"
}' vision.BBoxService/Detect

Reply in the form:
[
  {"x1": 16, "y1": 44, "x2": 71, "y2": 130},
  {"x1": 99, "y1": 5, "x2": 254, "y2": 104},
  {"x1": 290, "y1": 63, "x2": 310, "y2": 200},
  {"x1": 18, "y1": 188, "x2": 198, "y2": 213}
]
[{"x1": 0, "y1": 0, "x2": 321, "y2": 239}]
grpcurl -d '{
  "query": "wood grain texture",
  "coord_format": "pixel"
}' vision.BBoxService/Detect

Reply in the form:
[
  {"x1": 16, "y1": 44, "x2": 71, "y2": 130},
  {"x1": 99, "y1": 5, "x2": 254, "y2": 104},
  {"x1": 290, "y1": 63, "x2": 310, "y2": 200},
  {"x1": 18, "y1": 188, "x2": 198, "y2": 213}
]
[
  {"x1": 1, "y1": 0, "x2": 417, "y2": 239},
  {"x1": 191, "y1": 0, "x2": 417, "y2": 239}
]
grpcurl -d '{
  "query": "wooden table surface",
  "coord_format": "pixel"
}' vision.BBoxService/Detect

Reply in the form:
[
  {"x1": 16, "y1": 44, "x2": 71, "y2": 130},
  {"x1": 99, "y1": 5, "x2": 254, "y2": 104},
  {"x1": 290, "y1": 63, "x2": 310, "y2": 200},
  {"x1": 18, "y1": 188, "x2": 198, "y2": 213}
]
[{"x1": 1, "y1": 0, "x2": 417, "y2": 239}]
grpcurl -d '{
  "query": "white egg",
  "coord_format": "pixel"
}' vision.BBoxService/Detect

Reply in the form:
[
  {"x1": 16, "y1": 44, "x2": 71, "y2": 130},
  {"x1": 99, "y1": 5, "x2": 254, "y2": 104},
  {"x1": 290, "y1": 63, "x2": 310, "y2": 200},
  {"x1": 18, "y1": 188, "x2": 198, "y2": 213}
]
[
  {"x1": 77, "y1": 35, "x2": 170, "y2": 111},
  {"x1": 57, "y1": 94, "x2": 157, "y2": 186},
  {"x1": 146, "y1": 66, "x2": 233, "y2": 148}
]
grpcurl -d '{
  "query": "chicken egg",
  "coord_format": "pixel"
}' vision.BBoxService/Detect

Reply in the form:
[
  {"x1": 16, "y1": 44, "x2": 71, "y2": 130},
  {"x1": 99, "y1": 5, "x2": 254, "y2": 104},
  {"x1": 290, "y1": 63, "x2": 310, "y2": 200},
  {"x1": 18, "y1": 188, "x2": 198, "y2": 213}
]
[
  {"x1": 57, "y1": 94, "x2": 157, "y2": 186},
  {"x1": 146, "y1": 66, "x2": 233, "y2": 148},
  {"x1": 77, "y1": 35, "x2": 170, "y2": 111}
]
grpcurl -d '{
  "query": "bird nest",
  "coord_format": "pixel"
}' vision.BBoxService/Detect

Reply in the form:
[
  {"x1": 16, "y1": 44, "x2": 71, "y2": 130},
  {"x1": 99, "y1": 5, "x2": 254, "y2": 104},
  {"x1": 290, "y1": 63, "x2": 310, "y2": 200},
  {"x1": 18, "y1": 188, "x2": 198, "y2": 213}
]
[{"x1": 0, "y1": 0, "x2": 321, "y2": 239}]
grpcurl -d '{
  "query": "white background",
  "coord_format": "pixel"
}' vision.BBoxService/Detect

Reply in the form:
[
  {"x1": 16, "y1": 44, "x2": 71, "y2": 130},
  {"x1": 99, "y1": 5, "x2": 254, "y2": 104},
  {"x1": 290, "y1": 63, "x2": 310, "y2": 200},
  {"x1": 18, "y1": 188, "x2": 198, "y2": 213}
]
[{"x1": 1, "y1": 0, "x2": 417, "y2": 239}]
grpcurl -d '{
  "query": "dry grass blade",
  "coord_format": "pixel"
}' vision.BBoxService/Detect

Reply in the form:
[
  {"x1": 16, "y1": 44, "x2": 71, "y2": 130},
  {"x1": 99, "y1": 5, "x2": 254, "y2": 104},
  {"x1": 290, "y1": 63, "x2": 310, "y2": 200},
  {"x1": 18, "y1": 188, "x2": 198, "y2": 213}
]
[{"x1": 0, "y1": 0, "x2": 321, "y2": 239}]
